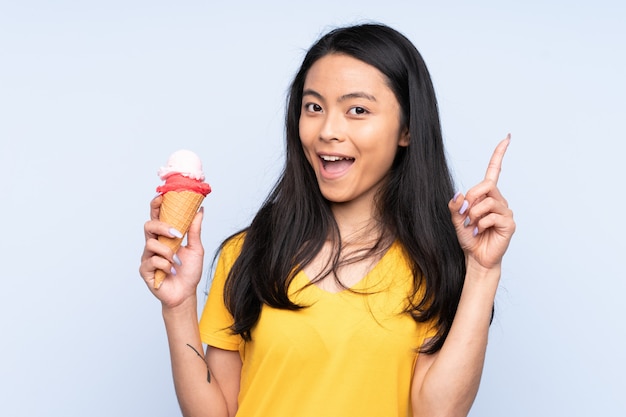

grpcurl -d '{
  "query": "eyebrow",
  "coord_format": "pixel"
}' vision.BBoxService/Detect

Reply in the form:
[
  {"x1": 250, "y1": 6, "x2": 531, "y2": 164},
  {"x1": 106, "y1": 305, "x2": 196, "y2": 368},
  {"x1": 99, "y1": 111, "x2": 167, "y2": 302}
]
[{"x1": 302, "y1": 89, "x2": 377, "y2": 102}]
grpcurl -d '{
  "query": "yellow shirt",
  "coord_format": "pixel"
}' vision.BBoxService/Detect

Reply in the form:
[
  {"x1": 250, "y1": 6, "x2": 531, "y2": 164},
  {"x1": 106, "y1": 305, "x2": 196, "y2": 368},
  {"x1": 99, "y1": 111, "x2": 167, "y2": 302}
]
[{"x1": 199, "y1": 235, "x2": 436, "y2": 417}]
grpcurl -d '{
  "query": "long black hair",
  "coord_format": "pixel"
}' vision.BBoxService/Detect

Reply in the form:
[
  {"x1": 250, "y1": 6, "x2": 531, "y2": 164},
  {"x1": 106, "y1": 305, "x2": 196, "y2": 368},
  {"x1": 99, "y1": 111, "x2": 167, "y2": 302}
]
[{"x1": 221, "y1": 23, "x2": 465, "y2": 354}]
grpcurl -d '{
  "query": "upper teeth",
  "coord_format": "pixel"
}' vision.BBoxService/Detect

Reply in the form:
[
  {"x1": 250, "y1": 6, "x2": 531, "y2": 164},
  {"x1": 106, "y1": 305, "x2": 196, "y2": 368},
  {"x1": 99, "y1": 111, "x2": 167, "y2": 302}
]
[{"x1": 321, "y1": 155, "x2": 349, "y2": 161}]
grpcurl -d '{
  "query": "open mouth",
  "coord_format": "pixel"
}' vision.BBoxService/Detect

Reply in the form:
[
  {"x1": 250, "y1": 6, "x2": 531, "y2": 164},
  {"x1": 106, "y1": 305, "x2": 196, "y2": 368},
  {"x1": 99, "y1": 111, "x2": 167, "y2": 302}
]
[{"x1": 320, "y1": 155, "x2": 355, "y2": 174}]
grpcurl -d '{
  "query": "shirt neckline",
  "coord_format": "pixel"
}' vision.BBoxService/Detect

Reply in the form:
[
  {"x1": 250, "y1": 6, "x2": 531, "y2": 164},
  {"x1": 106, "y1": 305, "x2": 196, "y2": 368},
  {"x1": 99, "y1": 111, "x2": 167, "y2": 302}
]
[{"x1": 296, "y1": 240, "x2": 399, "y2": 296}]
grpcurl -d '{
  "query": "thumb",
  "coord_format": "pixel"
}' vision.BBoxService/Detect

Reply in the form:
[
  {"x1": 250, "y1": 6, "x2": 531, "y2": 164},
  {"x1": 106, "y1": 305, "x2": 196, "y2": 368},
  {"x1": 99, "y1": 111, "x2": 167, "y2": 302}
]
[
  {"x1": 185, "y1": 206, "x2": 204, "y2": 249},
  {"x1": 448, "y1": 192, "x2": 476, "y2": 251},
  {"x1": 449, "y1": 191, "x2": 468, "y2": 228},
  {"x1": 449, "y1": 191, "x2": 476, "y2": 250}
]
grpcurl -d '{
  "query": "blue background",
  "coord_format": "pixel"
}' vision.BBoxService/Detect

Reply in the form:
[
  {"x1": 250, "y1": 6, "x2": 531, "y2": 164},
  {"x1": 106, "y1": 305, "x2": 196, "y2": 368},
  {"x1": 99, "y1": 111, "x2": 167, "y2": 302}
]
[{"x1": 1, "y1": 1, "x2": 624, "y2": 416}]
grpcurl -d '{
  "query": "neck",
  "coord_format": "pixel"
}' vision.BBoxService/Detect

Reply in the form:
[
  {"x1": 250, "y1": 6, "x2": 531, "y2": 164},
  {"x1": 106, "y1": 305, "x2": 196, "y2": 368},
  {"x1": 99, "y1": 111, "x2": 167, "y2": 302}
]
[{"x1": 330, "y1": 199, "x2": 382, "y2": 245}]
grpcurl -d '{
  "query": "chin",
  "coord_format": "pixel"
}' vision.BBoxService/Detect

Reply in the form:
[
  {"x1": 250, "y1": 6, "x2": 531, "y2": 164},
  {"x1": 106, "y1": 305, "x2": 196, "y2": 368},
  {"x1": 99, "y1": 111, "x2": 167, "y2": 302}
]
[{"x1": 321, "y1": 192, "x2": 353, "y2": 205}]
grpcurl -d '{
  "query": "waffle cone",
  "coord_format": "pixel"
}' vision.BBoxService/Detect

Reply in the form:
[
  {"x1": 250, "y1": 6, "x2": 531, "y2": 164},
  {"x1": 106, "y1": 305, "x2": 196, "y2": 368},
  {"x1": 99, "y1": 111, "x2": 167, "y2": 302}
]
[{"x1": 154, "y1": 190, "x2": 205, "y2": 288}]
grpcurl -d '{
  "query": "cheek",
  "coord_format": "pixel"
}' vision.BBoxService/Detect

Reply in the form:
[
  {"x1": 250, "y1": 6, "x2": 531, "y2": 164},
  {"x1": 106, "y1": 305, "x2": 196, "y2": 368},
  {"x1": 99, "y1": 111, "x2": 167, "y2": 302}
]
[
  {"x1": 298, "y1": 122, "x2": 315, "y2": 166},
  {"x1": 301, "y1": 147, "x2": 315, "y2": 168},
  {"x1": 362, "y1": 128, "x2": 404, "y2": 167},
  {"x1": 298, "y1": 119, "x2": 316, "y2": 150},
  {"x1": 299, "y1": 116, "x2": 315, "y2": 137},
  {"x1": 357, "y1": 123, "x2": 397, "y2": 152}
]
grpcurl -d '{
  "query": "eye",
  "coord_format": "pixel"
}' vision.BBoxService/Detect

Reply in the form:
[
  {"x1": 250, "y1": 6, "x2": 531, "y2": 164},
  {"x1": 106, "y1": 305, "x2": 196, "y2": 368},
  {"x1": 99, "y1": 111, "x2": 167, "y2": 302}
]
[
  {"x1": 304, "y1": 103, "x2": 323, "y2": 112},
  {"x1": 348, "y1": 106, "x2": 368, "y2": 115}
]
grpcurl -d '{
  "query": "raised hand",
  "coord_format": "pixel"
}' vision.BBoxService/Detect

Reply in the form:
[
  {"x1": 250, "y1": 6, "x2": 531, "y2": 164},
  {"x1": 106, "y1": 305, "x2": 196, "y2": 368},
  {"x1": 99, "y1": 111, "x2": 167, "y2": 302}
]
[
  {"x1": 448, "y1": 135, "x2": 516, "y2": 270},
  {"x1": 139, "y1": 195, "x2": 205, "y2": 308}
]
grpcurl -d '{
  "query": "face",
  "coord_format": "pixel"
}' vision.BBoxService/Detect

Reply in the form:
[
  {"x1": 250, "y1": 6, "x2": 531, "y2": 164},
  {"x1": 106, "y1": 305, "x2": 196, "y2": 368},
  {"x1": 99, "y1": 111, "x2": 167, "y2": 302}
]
[{"x1": 299, "y1": 53, "x2": 409, "y2": 207}]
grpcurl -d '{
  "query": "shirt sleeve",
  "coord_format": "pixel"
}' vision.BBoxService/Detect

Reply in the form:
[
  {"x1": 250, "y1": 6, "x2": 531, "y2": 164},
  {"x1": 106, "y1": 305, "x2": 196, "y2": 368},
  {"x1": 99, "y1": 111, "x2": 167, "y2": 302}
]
[{"x1": 198, "y1": 234, "x2": 245, "y2": 351}]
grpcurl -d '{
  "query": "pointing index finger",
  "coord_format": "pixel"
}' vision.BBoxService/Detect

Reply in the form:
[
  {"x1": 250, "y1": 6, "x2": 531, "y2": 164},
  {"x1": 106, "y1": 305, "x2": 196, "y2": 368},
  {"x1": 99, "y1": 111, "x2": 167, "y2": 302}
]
[{"x1": 485, "y1": 133, "x2": 511, "y2": 183}]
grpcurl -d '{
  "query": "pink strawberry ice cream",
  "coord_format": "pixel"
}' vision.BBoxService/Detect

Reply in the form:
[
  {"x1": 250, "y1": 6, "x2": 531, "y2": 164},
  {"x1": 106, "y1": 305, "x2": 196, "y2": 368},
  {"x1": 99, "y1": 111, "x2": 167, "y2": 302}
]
[{"x1": 156, "y1": 150, "x2": 212, "y2": 196}]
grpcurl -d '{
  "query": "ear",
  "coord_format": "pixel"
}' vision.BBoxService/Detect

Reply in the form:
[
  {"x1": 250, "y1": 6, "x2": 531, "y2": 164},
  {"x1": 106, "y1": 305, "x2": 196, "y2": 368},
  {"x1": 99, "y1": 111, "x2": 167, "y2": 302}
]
[{"x1": 398, "y1": 127, "x2": 410, "y2": 147}]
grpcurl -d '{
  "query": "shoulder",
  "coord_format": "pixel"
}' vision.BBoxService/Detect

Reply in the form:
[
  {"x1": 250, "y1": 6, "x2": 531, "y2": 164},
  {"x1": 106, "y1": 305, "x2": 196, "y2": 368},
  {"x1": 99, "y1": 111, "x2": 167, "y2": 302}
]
[
  {"x1": 388, "y1": 241, "x2": 429, "y2": 301},
  {"x1": 222, "y1": 231, "x2": 246, "y2": 253},
  {"x1": 210, "y1": 231, "x2": 247, "y2": 280},
  {"x1": 384, "y1": 240, "x2": 414, "y2": 278},
  {"x1": 219, "y1": 231, "x2": 247, "y2": 263}
]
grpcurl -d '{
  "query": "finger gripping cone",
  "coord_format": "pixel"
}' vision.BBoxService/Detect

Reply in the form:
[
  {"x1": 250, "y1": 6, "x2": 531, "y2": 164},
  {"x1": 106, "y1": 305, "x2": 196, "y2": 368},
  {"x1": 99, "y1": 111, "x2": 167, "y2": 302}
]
[{"x1": 154, "y1": 190, "x2": 205, "y2": 288}]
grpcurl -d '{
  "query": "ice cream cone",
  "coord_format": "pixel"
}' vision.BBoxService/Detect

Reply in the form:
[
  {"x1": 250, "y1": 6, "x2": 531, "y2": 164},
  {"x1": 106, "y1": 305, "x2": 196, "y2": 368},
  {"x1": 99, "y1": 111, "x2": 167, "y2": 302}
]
[{"x1": 154, "y1": 190, "x2": 205, "y2": 289}]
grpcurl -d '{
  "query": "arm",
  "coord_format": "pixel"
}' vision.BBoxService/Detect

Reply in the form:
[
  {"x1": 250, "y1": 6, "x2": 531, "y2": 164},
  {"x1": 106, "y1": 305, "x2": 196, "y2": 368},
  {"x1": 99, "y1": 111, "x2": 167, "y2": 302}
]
[
  {"x1": 411, "y1": 136, "x2": 516, "y2": 417},
  {"x1": 163, "y1": 297, "x2": 232, "y2": 417},
  {"x1": 205, "y1": 346, "x2": 242, "y2": 416},
  {"x1": 412, "y1": 264, "x2": 500, "y2": 417},
  {"x1": 140, "y1": 197, "x2": 241, "y2": 417}
]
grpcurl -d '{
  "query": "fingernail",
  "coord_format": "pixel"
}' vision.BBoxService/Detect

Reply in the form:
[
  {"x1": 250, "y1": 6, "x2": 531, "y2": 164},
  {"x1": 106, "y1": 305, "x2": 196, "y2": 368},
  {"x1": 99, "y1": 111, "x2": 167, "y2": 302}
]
[
  {"x1": 459, "y1": 200, "x2": 469, "y2": 215},
  {"x1": 473, "y1": 226, "x2": 479, "y2": 237},
  {"x1": 463, "y1": 217, "x2": 471, "y2": 227},
  {"x1": 453, "y1": 191, "x2": 461, "y2": 203},
  {"x1": 169, "y1": 228, "x2": 183, "y2": 238},
  {"x1": 170, "y1": 266, "x2": 177, "y2": 276},
  {"x1": 153, "y1": 193, "x2": 163, "y2": 199},
  {"x1": 173, "y1": 254, "x2": 182, "y2": 266}
]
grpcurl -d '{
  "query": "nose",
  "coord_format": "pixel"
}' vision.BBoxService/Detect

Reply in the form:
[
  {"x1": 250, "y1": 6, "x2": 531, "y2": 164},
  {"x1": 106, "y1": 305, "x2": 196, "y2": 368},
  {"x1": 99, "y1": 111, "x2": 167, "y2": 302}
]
[{"x1": 319, "y1": 110, "x2": 345, "y2": 142}]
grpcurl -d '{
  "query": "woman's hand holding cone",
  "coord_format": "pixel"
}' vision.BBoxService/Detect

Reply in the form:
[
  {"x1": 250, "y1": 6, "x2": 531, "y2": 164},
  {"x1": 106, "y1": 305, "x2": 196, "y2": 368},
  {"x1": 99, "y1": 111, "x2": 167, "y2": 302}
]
[{"x1": 139, "y1": 195, "x2": 205, "y2": 308}]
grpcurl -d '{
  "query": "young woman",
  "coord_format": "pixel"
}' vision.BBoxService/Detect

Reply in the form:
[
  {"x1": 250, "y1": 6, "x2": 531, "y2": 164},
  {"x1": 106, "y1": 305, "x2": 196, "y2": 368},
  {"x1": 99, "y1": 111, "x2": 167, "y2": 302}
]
[{"x1": 140, "y1": 23, "x2": 515, "y2": 417}]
